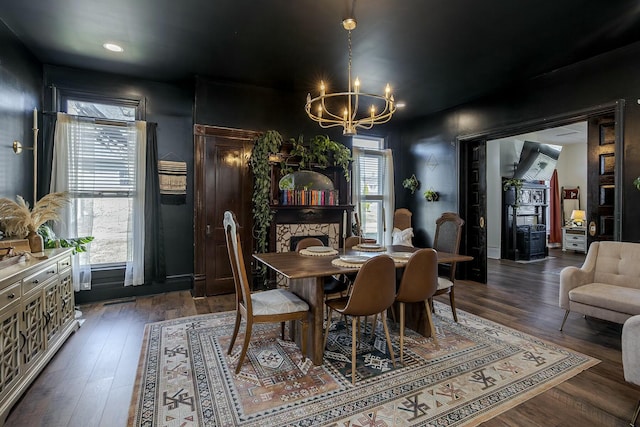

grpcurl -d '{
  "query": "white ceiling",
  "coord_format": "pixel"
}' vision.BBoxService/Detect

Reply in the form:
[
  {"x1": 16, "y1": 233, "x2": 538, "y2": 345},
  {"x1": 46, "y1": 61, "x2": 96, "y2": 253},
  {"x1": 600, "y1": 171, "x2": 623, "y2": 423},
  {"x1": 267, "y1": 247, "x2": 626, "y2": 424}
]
[{"x1": 489, "y1": 121, "x2": 587, "y2": 146}]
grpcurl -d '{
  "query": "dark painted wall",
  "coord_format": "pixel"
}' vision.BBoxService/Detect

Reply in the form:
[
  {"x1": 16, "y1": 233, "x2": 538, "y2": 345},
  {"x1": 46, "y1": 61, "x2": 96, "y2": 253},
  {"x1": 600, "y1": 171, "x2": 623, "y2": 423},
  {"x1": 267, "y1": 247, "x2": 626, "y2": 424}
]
[
  {"x1": 394, "y1": 41, "x2": 640, "y2": 246},
  {"x1": 194, "y1": 76, "x2": 350, "y2": 145},
  {"x1": 0, "y1": 21, "x2": 42, "y2": 204}
]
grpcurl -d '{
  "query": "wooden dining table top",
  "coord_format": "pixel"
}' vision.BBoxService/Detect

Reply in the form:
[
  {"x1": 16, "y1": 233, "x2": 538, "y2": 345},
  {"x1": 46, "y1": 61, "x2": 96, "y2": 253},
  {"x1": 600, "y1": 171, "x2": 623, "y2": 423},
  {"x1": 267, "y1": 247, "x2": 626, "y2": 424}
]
[{"x1": 253, "y1": 245, "x2": 473, "y2": 280}]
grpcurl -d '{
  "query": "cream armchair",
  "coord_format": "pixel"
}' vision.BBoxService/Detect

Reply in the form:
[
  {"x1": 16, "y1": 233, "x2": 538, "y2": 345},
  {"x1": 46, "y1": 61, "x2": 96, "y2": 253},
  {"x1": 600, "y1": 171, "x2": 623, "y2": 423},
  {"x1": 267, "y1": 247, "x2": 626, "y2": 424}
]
[
  {"x1": 622, "y1": 315, "x2": 640, "y2": 426},
  {"x1": 559, "y1": 241, "x2": 640, "y2": 331}
]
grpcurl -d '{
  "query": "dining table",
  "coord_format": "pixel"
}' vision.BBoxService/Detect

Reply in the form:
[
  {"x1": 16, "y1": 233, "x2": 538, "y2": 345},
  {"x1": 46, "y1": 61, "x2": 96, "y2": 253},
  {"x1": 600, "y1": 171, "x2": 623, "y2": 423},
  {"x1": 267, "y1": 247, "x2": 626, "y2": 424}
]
[{"x1": 253, "y1": 244, "x2": 473, "y2": 365}]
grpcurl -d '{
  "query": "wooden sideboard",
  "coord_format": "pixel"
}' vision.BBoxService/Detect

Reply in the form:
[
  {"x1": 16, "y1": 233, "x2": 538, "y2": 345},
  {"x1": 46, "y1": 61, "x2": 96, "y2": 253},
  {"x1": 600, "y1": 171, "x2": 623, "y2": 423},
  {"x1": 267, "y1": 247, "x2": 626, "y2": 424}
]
[{"x1": 0, "y1": 248, "x2": 80, "y2": 425}]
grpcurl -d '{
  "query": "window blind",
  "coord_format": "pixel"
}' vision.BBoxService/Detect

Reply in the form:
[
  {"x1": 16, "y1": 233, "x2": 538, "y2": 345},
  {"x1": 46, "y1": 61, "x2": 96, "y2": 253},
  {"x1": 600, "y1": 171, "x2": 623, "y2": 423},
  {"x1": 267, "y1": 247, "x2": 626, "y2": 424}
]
[
  {"x1": 67, "y1": 118, "x2": 138, "y2": 197},
  {"x1": 356, "y1": 150, "x2": 385, "y2": 198}
]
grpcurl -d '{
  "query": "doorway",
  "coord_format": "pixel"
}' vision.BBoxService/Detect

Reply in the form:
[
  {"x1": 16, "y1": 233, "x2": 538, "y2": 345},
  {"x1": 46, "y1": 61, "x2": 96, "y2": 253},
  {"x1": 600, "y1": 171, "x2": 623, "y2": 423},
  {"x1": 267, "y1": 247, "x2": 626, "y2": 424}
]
[{"x1": 458, "y1": 101, "x2": 623, "y2": 282}]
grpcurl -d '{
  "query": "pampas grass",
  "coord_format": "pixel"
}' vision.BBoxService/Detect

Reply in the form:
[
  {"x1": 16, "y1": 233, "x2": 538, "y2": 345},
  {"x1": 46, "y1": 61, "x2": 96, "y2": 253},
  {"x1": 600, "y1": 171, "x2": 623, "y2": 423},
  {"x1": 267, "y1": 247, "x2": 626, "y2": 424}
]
[{"x1": 0, "y1": 192, "x2": 69, "y2": 238}]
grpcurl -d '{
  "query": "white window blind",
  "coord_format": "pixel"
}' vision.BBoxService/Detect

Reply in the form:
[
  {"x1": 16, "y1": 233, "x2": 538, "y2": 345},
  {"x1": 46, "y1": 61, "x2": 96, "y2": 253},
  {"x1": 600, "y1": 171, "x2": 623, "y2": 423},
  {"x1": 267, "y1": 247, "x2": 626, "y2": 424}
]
[
  {"x1": 355, "y1": 151, "x2": 385, "y2": 198},
  {"x1": 67, "y1": 118, "x2": 138, "y2": 197}
]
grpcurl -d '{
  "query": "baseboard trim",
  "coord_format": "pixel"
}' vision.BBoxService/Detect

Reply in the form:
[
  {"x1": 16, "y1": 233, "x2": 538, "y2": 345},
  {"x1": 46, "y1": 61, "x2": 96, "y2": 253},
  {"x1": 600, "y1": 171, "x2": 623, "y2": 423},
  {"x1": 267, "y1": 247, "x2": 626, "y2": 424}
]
[{"x1": 74, "y1": 274, "x2": 192, "y2": 304}]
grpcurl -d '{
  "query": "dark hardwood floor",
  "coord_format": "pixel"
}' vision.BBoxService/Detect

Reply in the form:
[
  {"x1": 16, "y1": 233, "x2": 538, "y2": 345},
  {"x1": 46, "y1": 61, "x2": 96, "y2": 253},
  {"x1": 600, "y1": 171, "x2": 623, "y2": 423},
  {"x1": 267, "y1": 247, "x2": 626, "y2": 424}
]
[{"x1": 5, "y1": 248, "x2": 637, "y2": 426}]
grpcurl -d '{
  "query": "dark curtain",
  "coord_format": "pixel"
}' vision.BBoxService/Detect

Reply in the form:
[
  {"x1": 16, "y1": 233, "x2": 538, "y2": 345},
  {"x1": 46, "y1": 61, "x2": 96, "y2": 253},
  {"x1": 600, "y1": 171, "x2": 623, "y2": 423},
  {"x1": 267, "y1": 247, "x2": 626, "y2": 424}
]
[
  {"x1": 548, "y1": 169, "x2": 562, "y2": 244},
  {"x1": 144, "y1": 122, "x2": 167, "y2": 284},
  {"x1": 39, "y1": 112, "x2": 58, "y2": 198}
]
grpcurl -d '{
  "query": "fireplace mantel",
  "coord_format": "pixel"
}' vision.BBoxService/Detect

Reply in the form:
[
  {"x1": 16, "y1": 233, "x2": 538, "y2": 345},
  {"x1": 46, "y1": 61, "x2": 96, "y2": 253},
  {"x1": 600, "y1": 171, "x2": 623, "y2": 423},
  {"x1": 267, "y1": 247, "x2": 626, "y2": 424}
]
[{"x1": 269, "y1": 205, "x2": 354, "y2": 253}]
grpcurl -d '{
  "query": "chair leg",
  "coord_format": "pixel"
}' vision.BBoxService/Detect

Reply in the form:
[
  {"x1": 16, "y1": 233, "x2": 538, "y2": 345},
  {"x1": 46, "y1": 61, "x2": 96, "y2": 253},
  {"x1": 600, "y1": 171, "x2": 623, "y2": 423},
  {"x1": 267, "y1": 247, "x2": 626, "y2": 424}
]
[
  {"x1": 424, "y1": 300, "x2": 439, "y2": 348},
  {"x1": 281, "y1": 321, "x2": 285, "y2": 340},
  {"x1": 228, "y1": 311, "x2": 242, "y2": 355},
  {"x1": 381, "y1": 311, "x2": 396, "y2": 368},
  {"x1": 351, "y1": 316, "x2": 358, "y2": 385},
  {"x1": 428, "y1": 297, "x2": 434, "y2": 313},
  {"x1": 399, "y1": 302, "x2": 405, "y2": 364},
  {"x1": 449, "y1": 287, "x2": 458, "y2": 322},
  {"x1": 631, "y1": 399, "x2": 640, "y2": 427},
  {"x1": 559, "y1": 310, "x2": 570, "y2": 331},
  {"x1": 235, "y1": 318, "x2": 253, "y2": 374}
]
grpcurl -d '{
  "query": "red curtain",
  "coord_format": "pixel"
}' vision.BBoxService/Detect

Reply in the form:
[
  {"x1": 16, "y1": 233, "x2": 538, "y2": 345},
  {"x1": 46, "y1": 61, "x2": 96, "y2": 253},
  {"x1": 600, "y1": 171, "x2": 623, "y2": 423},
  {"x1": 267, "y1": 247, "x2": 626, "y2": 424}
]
[{"x1": 548, "y1": 170, "x2": 562, "y2": 244}]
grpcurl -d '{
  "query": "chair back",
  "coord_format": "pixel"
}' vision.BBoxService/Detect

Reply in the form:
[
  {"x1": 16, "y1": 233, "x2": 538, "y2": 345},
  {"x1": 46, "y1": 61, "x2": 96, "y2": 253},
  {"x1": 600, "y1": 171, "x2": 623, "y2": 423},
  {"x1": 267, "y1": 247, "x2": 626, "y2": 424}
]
[
  {"x1": 433, "y1": 212, "x2": 464, "y2": 279},
  {"x1": 344, "y1": 236, "x2": 362, "y2": 249},
  {"x1": 342, "y1": 255, "x2": 396, "y2": 316},
  {"x1": 295, "y1": 237, "x2": 324, "y2": 252},
  {"x1": 223, "y1": 211, "x2": 252, "y2": 314},
  {"x1": 396, "y1": 248, "x2": 438, "y2": 303},
  {"x1": 393, "y1": 208, "x2": 412, "y2": 231}
]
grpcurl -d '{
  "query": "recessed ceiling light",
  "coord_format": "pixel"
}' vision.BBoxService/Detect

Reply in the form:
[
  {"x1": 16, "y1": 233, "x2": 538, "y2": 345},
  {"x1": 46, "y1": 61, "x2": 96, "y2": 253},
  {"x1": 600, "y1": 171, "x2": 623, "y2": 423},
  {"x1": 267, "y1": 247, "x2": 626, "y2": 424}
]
[
  {"x1": 396, "y1": 101, "x2": 406, "y2": 108},
  {"x1": 103, "y1": 43, "x2": 124, "y2": 52}
]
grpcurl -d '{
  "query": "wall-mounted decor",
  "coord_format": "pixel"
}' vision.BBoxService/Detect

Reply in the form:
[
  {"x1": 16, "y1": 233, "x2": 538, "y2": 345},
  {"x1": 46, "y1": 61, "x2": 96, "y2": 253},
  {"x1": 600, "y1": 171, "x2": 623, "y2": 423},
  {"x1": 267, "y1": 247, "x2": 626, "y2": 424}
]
[
  {"x1": 402, "y1": 174, "x2": 420, "y2": 194},
  {"x1": 424, "y1": 189, "x2": 439, "y2": 202},
  {"x1": 159, "y1": 156, "x2": 187, "y2": 205}
]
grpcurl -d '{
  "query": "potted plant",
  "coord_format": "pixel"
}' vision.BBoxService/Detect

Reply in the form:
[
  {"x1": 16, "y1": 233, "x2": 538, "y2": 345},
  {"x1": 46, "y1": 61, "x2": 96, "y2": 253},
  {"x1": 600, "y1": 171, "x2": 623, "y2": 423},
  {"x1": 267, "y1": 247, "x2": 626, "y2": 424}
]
[
  {"x1": 634, "y1": 176, "x2": 640, "y2": 191},
  {"x1": 281, "y1": 134, "x2": 351, "y2": 181},
  {"x1": 402, "y1": 174, "x2": 420, "y2": 194},
  {"x1": 424, "y1": 189, "x2": 439, "y2": 202},
  {"x1": 0, "y1": 192, "x2": 69, "y2": 252},
  {"x1": 502, "y1": 178, "x2": 524, "y2": 206}
]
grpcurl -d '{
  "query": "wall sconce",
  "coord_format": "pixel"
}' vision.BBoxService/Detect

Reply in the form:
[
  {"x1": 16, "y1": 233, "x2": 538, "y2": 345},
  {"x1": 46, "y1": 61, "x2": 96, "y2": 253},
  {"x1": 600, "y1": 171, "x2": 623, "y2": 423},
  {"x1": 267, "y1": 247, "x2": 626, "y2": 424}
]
[
  {"x1": 570, "y1": 209, "x2": 586, "y2": 227},
  {"x1": 11, "y1": 108, "x2": 39, "y2": 203}
]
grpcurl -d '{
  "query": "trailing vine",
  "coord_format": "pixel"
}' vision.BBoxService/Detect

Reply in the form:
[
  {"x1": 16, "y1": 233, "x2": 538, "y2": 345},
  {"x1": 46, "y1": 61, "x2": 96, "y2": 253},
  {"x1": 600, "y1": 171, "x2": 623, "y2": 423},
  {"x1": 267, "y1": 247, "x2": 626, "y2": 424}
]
[{"x1": 249, "y1": 130, "x2": 282, "y2": 256}]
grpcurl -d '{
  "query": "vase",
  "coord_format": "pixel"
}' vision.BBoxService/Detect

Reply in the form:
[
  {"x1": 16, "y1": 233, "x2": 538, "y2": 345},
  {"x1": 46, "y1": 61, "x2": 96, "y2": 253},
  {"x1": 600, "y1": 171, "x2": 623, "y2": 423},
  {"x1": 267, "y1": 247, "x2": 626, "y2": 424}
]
[{"x1": 27, "y1": 231, "x2": 44, "y2": 253}]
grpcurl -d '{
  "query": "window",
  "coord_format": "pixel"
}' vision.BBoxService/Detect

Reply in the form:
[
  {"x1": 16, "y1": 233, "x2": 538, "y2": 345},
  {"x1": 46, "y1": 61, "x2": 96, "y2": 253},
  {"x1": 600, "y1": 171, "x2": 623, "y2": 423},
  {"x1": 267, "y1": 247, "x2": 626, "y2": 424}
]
[
  {"x1": 62, "y1": 99, "x2": 139, "y2": 266},
  {"x1": 351, "y1": 136, "x2": 394, "y2": 244}
]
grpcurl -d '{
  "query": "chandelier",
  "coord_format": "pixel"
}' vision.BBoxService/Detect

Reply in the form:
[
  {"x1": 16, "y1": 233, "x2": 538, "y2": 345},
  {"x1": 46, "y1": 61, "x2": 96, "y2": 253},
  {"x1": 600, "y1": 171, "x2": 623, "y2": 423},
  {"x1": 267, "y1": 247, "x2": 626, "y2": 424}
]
[{"x1": 305, "y1": 17, "x2": 396, "y2": 136}]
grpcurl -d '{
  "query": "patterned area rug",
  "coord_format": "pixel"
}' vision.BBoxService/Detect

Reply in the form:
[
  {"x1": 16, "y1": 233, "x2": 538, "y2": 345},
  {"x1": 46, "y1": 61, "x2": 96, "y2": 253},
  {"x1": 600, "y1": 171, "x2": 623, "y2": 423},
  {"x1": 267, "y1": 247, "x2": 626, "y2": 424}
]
[{"x1": 128, "y1": 302, "x2": 598, "y2": 426}]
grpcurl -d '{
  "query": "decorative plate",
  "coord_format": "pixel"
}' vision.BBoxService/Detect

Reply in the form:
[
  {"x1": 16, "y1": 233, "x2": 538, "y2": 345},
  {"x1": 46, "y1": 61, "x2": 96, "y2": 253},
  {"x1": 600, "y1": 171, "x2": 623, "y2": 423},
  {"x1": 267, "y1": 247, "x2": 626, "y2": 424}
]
[
  {"x1": 358, "y1": 243, "x2": 381, "y2": 249},
  {"x1": 306, "y1": 246, "x2": 333, "y2": 253},
  {"x1": 339, "y1": 255, "x2": 369, "y2": 264},
  {"x1": 389, "y1": 252, "x2": 412, "y2": 260}
]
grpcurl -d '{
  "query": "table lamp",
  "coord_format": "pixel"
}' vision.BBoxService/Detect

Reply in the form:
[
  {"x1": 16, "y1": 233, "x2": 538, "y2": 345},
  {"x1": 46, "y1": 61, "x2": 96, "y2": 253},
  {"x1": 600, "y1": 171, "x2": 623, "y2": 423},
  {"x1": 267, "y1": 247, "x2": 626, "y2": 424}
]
[{"x1": 570, "y1": 209, "x2": 586, "y2": 226}]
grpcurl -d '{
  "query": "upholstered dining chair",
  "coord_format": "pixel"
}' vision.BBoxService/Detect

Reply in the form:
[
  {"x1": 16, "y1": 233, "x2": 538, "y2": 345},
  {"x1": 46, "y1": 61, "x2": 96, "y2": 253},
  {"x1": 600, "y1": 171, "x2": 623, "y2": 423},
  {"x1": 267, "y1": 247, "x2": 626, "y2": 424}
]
[
  {"x1": 224, "y1": 211, "x2": 309, "y2": 374},
  {"x1": 323, "y1": 255, "x2": 397, "y2": 385},
  {"x1": 395, "y1": 248, "x2": 439, "y2": 363},
  {"x1": 432, "y1": 212, "x2": 465, "y2": 322}
]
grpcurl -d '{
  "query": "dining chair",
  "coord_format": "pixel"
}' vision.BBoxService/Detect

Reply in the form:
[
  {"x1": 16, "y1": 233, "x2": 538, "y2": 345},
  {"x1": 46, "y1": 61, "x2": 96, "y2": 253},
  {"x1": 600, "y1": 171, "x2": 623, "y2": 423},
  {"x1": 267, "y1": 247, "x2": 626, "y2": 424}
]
[
  {"x1": 395, "y1": 248, "x2": 439, "y2": 363},
  {"x1": 224, "y1": 211, "x2": 309, "y2": 374},
  {"x1": 323, "y1": 255, "x2": 397, "y2": 385},
  {"x1": 432, "y1": 212, "x2": 465, "y2": 322}
]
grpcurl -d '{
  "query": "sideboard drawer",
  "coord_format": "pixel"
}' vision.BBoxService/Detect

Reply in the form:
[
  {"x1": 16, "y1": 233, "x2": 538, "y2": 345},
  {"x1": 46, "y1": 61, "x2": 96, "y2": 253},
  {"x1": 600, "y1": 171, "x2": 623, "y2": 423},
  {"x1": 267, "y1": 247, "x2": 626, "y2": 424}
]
[
  {"x1": 565, "y1": 241, "x2": 586, "y2": 251},
  {"x1": 0, "y1": 281, "x2": 21, "y2": 311},
  {"x1": 22, "y1": 264, "x2": 58, "y2": 295},
  {"x1": 57, "y1": 256, "x2": 72, "y2": 272}
]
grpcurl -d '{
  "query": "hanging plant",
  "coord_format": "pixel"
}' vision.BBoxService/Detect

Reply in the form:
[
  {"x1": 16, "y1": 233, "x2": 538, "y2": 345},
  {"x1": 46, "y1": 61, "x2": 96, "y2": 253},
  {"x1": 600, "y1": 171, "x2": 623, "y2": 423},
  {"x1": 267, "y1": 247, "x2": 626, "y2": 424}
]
[
  {"x1": 634, "y1": 176, "x2": 640, "y2": 191},
  {"x1": 249, "y1": 130, "x2": 282, "y2": 256},
  {"x1": 402, "y1": 174, "x2": 420, "y2": 194},
  {"x1": 281, "y1": 135, "x2": 351, "y2": 181},
  {"x1": 424, "y1": 189, "x2": 439, "y2": 202}
]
